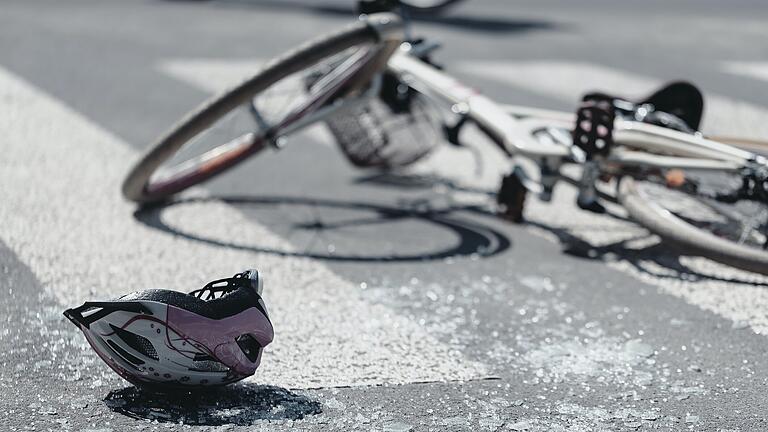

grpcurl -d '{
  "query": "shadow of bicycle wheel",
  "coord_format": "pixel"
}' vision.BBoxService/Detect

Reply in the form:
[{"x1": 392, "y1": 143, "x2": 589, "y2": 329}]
[{"x1": 133, "y1": 194, "x2": 511, "y2": 263}]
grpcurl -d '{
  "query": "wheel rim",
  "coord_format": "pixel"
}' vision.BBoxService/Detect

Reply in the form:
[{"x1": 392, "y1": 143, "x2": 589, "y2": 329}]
[
  {"x1": 633, "y1": 171, "x2": 768, "y2": 252},
  {"x1": 143, "y1": 42, "x2": 380, "y2": 199}
]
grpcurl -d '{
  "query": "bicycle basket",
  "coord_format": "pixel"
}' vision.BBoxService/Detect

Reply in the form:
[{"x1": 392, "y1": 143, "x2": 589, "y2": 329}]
[{"x1": 325, "y1": 85, "x2": 441, "y2": 169}]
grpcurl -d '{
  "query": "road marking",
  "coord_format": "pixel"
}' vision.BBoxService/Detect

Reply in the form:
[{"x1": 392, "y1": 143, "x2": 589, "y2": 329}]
[
  {"x1": 459, "y1": 60, "x2": 768, "y2": 140},
  {"x1": 0, "y1": 65, "x2": 488, "y2": 388},
  {"x1": 722, "y1": 61, "x2": 768, "y2": 82},
  {"x1": 161, "y1": 59, "x2": 265, "y2": 93},
  {"x1": 158, "y1": 58, "x2": 768, "y2": 335}
]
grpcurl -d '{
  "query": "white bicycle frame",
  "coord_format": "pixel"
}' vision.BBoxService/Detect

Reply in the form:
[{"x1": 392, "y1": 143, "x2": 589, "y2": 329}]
[{"x1": 385, "y1": 45, "x2": 763, "y2": 181}]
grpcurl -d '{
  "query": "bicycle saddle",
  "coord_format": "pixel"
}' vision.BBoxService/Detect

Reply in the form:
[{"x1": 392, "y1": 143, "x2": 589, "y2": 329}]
[
  {"x1": 640, "y1": 81, "x2": 704, "y2": 131},
  {"x1": 582, "y1": 81, "x2": 704, "y2": 132}
]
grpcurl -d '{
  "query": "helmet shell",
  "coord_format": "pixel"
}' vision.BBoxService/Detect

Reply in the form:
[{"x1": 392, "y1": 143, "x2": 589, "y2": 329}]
[{"x1": 65, "y1": 272, "x2": 273, "y2": 388}]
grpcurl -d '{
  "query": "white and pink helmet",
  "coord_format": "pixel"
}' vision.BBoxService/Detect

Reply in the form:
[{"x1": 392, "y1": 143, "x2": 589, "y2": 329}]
[{"x1": 64, "y1": 270, "x2": 273, "y2": 388}]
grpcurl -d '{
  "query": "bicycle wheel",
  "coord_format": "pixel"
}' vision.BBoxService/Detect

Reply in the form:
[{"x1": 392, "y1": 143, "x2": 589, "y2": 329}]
[
  {"x1": 619, "y1": 171, "x2": 768, "y2": 275},
  {"x1": 399, "y1": 0, "x2": 464, "y2": 14},
  {"x1": 122, "y1": 14, "x2": 403, "y2": 203}
]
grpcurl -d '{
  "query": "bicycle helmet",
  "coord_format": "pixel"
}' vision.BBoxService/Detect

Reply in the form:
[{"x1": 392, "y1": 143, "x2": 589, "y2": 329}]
[{"x1": 64, "y1": 269, "x2": 273, "y2": 388}]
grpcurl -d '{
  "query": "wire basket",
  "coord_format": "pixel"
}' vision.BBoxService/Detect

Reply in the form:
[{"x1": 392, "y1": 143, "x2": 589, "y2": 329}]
[{"x1": 324, "y1": 91, "x2": 441, "y2": 169}]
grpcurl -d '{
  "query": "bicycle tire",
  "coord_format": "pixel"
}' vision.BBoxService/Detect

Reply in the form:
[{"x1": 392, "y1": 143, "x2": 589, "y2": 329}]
[
  {"x1": 618, "y1": 176, "x2": 768, "y2": 275},
  {"x1": 122, "y1": 13, "x2": 403, "y2": 203}
]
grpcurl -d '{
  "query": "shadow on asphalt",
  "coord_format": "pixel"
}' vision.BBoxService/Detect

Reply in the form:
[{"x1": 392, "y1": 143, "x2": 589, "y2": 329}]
[
  {"x1": 358, "y1": 172, "x2": 768, "y2": 286},
  {"x1": 104, "y1": 384, "x2": 321, "y2": 425},
  {"x1": 133, "y1": 195, "x2": 511, "y2": 262},
  {"x1": 161, "y1": 0, "x2": 563, "y2": 34},
  {"x1": 532, "y1": 221, "x2": 768, "y2": 287}
]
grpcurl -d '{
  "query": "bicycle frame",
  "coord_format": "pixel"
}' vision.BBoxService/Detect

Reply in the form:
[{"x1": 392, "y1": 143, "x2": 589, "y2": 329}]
[
  {"x1": 281, "y1": 17, "x2": 765, "y2": 195},
  {"x1": 387, "y1": 48, "x2": 763, "y2": 177}
]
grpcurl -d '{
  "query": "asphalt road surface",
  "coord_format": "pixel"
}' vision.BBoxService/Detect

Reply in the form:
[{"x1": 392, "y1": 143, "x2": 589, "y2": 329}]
[{"x1": 2, "y1": 0, "x2": 768, "y2": 431}]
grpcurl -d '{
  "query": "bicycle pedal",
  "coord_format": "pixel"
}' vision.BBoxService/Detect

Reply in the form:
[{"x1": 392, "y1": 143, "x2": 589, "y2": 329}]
[
  {"x1": 573, "y1": 102, "x2": 615, "y2": 158},
  {"x1": 497, "y1": 172, "x2": 527, "y2": 223}
]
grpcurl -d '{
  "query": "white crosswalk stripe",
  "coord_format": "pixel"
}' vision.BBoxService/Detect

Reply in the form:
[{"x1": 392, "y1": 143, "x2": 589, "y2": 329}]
[
  {"x1": 161, "y1": 59, "x2": 266, "y2": 92},
  {"x1": 722, "y1": 61, "x2": 768, "y2": 82},
  {"x1": 460, "y1": 60, "x2": 768, "y2": 140},
  {"x1": 0, "y1": 65, "x2": 489, "y2": 389}
]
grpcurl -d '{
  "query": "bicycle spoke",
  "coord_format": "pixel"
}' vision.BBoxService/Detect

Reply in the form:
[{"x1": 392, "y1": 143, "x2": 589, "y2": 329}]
[{"x1": 639, "y1": 172, "x2": 768, "y2": 251}]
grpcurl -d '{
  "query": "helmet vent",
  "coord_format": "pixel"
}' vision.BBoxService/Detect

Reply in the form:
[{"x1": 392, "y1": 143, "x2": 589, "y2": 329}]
[
  {"x1": 106, "y1": 339, "x2": 144, "y2": 366},
  {"x1": 236, "y1": 334, "x2": 262, "y2": 362},
  {"x1": 191, "y1": 359, "x2": 229, "y2": 372},
  {"x1": 110, "y1": 324, "x2": 159, "y2": 360}
]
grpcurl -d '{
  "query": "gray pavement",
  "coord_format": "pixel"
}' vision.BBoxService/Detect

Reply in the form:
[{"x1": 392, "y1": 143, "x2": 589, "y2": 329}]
[{"x1": 1, "y1": 0, "x2": 768, "y2": 431}]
